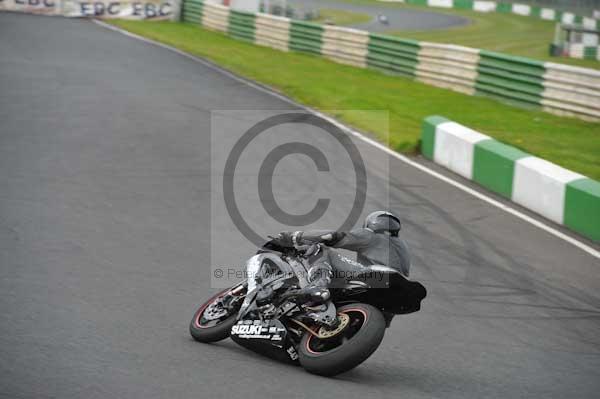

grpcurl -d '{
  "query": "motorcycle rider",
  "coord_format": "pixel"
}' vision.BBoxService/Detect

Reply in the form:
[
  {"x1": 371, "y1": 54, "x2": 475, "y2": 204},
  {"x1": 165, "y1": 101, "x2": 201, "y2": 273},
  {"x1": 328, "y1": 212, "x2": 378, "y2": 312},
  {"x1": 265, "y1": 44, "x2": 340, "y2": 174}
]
[{"x1": 270, "y1": 211, "x2": 410, "y2": 308}]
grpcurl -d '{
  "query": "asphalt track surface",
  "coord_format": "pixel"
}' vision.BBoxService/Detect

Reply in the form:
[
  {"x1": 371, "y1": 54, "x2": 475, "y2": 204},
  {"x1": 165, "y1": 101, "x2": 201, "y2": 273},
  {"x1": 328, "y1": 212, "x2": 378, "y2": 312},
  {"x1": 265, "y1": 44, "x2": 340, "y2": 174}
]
[
  {"x1": 1, "y1": 12, "x2": 599, "y2": 399},
  {"x1": 287, "y1": 0, "x2": 468, "y2": 32}
]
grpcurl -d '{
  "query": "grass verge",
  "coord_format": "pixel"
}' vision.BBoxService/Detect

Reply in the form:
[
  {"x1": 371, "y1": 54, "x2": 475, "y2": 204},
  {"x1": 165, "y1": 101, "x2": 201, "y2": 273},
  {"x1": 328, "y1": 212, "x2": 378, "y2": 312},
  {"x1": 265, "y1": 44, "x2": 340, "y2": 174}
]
[
  {"x1": 315, "y1": 8, "x2": 372, "y2": 26},
  {"x1": 339, "y1": 0, "x2": 600, "y2": 70},
  {"x1": 108, "y1": 20, "x2": 600, "y2": 179}
]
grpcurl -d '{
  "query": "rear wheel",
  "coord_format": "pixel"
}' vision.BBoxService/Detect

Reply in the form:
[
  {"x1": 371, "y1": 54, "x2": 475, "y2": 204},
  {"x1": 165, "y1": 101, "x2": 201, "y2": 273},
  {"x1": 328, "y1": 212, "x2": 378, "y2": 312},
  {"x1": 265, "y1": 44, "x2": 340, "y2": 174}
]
[
  {"x1": 189, "y1": 284, "x2": 244, "y2": 343},
  {"x1": 298, "y1": 303, "x2": 385, "y2": 376}
]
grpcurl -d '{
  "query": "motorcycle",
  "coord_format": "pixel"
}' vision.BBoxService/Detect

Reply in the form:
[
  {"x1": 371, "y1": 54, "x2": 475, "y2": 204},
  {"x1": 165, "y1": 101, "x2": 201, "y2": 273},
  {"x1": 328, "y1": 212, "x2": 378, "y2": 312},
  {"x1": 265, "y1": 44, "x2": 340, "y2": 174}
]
[
  {"x1": 377, "y1": 14, "x2": 389, "y2": 25},
  {"x1": 189, "y1": 238, "x2": 427, "y2": 376}
]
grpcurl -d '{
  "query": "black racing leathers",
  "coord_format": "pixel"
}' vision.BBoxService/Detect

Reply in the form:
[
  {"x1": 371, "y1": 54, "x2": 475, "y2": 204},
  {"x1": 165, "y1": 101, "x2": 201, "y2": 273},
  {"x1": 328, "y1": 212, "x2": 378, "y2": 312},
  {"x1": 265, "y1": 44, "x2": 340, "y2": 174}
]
[{"x1": 292, "y1": 228, "x2": 411, "y2": 294}]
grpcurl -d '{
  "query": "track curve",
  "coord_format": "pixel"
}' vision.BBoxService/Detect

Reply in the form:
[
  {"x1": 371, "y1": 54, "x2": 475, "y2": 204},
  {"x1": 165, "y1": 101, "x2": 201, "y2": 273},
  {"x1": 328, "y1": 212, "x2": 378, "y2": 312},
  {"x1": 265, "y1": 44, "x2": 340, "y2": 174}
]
[
  {"x1": 287, "y1": 0, "x2": 469, "y2": 32},
  {"x1": 0, "y1": 12, "x2": 599, "y2": 399}
]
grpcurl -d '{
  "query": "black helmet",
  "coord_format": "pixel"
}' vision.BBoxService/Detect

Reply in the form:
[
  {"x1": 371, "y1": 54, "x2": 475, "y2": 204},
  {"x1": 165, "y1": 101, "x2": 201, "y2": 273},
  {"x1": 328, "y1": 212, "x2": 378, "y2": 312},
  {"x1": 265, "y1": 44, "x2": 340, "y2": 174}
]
[{"x1": 363, "y1": 211, "x2": 401, "y2": 236}]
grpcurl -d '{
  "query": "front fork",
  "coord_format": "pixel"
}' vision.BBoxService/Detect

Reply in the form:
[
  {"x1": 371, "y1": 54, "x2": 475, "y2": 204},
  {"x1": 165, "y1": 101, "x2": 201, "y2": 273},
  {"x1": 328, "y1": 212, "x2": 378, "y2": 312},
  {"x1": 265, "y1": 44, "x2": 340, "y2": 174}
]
[{"x1": 219, "y1": 282, "x2": 247, "y2": 315}]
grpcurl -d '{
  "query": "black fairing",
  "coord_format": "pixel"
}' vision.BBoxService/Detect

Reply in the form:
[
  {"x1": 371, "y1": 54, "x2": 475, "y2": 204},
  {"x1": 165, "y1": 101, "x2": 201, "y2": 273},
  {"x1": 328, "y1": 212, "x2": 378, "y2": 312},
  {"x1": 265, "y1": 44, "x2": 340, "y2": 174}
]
[
  {"x1": 332, "y1": 271, "x2": 427, "y2": 314},
  {"x1": 230, "y1": 319, "x2": 299, "y2": 364}
]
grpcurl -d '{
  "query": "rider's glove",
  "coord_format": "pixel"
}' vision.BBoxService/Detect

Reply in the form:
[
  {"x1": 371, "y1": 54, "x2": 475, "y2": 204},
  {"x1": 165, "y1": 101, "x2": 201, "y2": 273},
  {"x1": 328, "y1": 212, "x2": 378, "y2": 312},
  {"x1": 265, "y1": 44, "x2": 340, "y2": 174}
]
[
  {"x1": 272, "y1": 231, "x2": 307, "y2": 249},
  {"x1": 271, "y1": 231, "x2": 295, "y2": 248}
]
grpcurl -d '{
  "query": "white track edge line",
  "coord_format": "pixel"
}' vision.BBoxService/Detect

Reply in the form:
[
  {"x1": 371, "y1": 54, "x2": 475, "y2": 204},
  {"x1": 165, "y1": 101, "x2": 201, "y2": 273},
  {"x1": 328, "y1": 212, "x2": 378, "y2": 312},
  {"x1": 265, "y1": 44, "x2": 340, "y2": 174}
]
[{"x1": 93, "y1": 19, "x2": 600, "y2": 260}]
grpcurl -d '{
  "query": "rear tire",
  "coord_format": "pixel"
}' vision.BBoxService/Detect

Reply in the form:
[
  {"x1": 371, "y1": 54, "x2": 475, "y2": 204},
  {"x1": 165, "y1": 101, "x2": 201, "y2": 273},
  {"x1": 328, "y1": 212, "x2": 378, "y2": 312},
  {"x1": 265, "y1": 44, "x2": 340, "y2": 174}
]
[
  {"x1": 298, "y1": 303, "x2": 385, "y2": 376},
  {"x1": 189, "y1": 287, "x2": 241, "y2": 343}
]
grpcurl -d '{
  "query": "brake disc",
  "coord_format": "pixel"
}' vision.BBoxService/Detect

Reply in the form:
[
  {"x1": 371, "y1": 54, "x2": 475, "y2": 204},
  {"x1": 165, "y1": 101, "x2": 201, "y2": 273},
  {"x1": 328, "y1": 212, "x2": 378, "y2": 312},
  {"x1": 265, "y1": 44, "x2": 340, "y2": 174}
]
[
  {"x1": 204, "y1": 301, "x2": 229, "y2": 321},
  {"x1": 316, "y1": 313, "x2": 350, "y2": 339}
]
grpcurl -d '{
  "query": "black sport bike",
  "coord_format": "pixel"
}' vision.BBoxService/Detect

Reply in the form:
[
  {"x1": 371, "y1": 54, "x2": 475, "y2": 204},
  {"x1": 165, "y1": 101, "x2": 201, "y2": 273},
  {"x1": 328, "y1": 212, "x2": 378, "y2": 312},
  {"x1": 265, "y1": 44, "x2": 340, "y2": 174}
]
[{"x1": 189, "y1": 239, "x2": 426, "y2": 376}]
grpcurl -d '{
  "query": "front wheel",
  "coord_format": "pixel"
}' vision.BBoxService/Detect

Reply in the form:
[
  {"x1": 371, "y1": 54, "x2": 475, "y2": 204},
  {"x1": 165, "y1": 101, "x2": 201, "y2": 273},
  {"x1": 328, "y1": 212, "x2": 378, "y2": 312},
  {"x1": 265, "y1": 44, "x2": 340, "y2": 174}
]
[
  {"x1": 189, "y1": 284, "x2": 244, "y2": 343},
  {"x1": 298, "y1": 303, "x2": 386, "y2": 376}
]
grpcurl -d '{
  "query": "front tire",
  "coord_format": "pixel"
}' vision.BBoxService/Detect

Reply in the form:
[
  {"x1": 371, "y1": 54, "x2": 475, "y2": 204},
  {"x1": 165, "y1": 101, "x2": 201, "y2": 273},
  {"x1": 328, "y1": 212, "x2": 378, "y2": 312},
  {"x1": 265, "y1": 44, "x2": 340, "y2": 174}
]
[
  {"x1": 189, "y1": 286, "x2": 242, "y2": 343},
  {"x1": 298, "y1": 303, "x2": 386, "y2": 376}
]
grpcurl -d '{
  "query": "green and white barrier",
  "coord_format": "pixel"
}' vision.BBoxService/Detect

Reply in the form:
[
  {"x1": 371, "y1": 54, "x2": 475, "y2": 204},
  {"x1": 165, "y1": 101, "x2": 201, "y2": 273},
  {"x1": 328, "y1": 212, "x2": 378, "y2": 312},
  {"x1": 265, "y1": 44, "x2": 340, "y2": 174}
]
[
  {"x1": 182, "y1": 0, "x2": 203, "y2": 24},
  {"x1": 566, "y1": 44, "x2": 600, "y2": 60},
  {"x1": 182, "y1": 1, "x2": 600, "y2": 122},
  {"x1": 387, "y1": 0, "x2": 600, "y2": 62},
  {"x1": 229, "y1": 9, "x2": 256, "y2": 42},
  {"x1": 255, "y1": 13, "x2": 290, "y2": 52},
  {"x1": 384, "y1": 0, "x2": 600, "y2": 29},
  {"x1": 416, "y1": 42, "x2": 480, "y2": 95},
  {"x1": 476, "y1": 50, "x2": 545, "y2": 106},
  {"x1": 202, "y1": 2, "x2": 229, "y2": 33},
  {"x1": 366, "y1": 34, "x2": 420, "y2": 78},
  {"x1": 322, "y1": 25, "x2": 370, "y2": 68},
  {"x1": 541, "y1": 63, "x2": 600, "y2": 120},
  {"x1": 472, "y1": 1, "x2": 496, "y2": 13},
  {"x1": 421, "y1": 116, "x2": 600, "y2": 241},
  {"x1": 289, "y1": 20, "x2": 323, "y2": 56}
]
